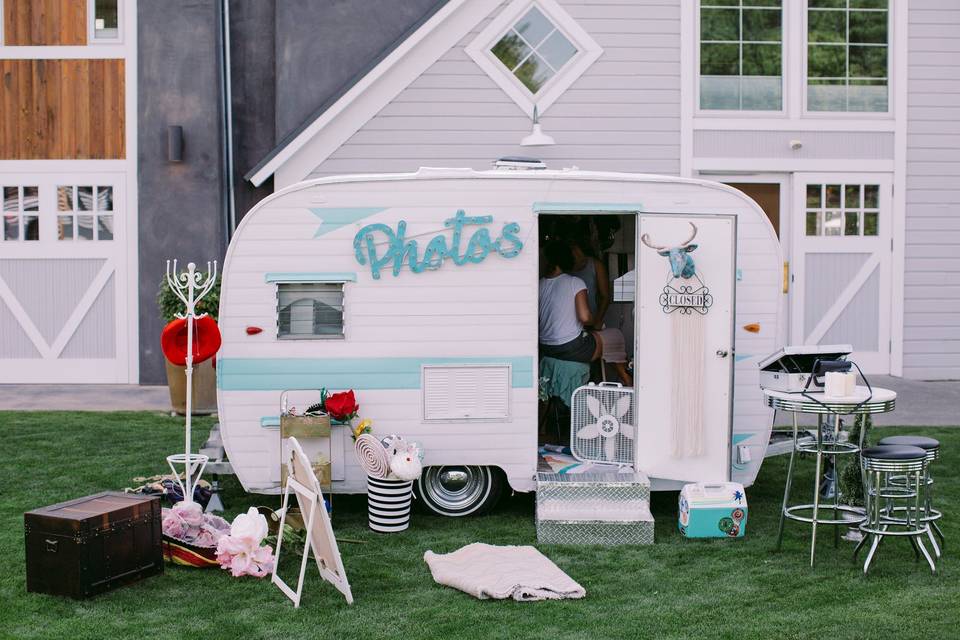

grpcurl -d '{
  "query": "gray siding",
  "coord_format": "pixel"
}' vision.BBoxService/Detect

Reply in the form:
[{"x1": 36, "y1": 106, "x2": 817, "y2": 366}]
[
  {"x1": 904, "y1": 0, "x2": 960, "y2": 380},
  {"x1": 309, "y1": 0, "x2": 681, "y2": 178}
]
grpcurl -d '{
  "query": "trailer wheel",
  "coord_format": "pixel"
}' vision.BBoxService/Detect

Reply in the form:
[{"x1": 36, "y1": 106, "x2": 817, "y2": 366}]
[{"x1": 415, "y1": 466, "x2": 504, "y2": 517}]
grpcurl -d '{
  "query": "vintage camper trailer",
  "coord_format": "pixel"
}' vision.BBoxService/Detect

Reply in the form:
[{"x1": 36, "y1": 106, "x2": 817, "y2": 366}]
[{"x1": 217, "y1": 167, "x2": 782, "y2": 516}]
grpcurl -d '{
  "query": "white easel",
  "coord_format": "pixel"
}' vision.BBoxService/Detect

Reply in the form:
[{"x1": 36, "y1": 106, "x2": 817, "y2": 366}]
[
  {"x1": 165, "y1": 259, "x2": 218, "y2": 505},
  {"x1": 273, "y1": 437, "x2": 353, "y2": 607}
]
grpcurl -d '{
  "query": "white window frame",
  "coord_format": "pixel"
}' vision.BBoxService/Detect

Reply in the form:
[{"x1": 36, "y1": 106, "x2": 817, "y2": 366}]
[
  {"x1": 801, "y1": 0, "x2": 892, "y2": 118},
  {"x1": 421, "y1": 363, "x2": 513, "y2": 423},
  {"x1": 695, "y1": 0, "x2": 788, "y2": 117},
  {"x1": 88, "y1": 0, "x2": 124, "y2": 44},
  {"x1": 465, "y1": 0, "x2": 602, "y2": 118}
]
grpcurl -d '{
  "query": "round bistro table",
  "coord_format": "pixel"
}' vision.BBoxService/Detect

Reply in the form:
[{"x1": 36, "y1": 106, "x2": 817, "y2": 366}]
[{"x1": 764, "y1": 386, "x2": 897, "y2": 566}]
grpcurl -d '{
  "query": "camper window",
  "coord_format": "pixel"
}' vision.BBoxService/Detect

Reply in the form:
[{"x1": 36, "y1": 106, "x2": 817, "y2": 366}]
[{"x1": 276, "y1": 283, "x2": 344, "y2": 339}]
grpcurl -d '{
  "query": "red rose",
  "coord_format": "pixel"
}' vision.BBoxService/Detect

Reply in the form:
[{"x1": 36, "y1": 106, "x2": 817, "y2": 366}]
[{"x1": 325, "y1": 390, "x2": 359, "y2": 422}]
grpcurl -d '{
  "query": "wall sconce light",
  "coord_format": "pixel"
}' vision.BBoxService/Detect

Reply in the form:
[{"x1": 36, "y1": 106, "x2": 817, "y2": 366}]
[
  {"x1": 168, "y1": 125, "x2": 184, "y2": 162},
  {"x1": 521, "y1": 106, "x2": 555, "y2": 147}
]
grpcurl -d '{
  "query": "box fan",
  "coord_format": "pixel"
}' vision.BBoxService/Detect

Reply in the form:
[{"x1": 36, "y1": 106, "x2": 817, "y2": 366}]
[{"x1": 570, "y1": 382, "x2": 635, "y2": 466}]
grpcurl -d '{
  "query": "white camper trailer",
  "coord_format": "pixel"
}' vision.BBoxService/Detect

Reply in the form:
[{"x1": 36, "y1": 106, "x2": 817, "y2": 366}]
[{"x1": 217, "y1": 167, "x2": 782, "y2": 516}]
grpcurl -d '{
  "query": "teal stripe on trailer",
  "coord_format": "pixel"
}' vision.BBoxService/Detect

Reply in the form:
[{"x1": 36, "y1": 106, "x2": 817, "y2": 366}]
[
  {"x1": 533, "y1": 202, "x2": 644, "y2": 213},
  {"x1": 218, "y1": 356, "x2": 535, "y2": 391}
]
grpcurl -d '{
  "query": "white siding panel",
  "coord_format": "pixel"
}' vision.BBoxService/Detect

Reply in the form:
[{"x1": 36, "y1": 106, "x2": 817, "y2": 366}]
[
  {"x1": 308, "y1": 0, "x2": 681, "y2": 180},
  {"x1": 695, "y1": 130, "x2": 894, "y2": 161},
  {"x1": 905, "y1": 0, "x2": 960, "y2": 379}
]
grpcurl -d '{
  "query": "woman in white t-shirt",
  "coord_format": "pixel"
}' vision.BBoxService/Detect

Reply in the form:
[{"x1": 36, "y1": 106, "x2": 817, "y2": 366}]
[{"x1": 538, "y1": 240, "x2": 603, "y2": 363}]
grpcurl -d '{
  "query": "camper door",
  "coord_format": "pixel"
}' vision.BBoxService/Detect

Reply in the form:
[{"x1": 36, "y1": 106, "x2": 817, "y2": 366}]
[{"x1": 635, "y1": 214, "x2": 736, "y2": 483}]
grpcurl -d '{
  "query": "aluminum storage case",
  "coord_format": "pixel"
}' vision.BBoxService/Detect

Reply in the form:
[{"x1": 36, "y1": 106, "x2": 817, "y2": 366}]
[
  {"x1": 758, "y1": 344, "x2": 852, "y2": 393},
  {"x1": 536, "y1": 472, "x2": 654, "y2": 545}
]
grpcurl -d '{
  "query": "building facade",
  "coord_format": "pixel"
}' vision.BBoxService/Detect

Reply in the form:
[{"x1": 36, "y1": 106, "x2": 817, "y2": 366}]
[{"x1": 1, "y1": 0, "x2": 957, "y2": 383}]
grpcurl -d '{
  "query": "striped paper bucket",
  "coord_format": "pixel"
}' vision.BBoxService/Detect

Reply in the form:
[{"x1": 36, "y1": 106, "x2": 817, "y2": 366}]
[{"x1": 367, "y1": 476, "x2": 414, "y2": 533}]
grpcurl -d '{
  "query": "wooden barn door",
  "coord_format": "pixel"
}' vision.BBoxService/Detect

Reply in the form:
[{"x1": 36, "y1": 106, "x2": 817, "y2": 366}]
[
  {"x1": 790, "y1": 174, "x2": 892, "y2": 373},
  {"x1": 0, "y1": 172, "x2": 129, "y2": 382}
]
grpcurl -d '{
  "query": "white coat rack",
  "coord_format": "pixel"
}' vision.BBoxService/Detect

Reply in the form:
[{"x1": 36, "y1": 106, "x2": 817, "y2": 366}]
[{"x1": 165, "y1": 259, "x2": 218, "y2": 505}]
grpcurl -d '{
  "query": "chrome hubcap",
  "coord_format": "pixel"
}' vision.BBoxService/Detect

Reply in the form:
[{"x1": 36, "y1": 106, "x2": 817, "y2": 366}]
[{"x1": 422, "y1": 466, "x2": 489, "y2": 513}]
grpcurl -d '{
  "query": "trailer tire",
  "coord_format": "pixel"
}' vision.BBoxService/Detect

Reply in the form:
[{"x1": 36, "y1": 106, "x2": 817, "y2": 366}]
[{"x1": 415, "y1": 465, "x2": 504, "y2": 517}]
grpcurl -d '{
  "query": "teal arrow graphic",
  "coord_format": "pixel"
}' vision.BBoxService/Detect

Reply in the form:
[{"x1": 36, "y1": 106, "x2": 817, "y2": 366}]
[{"x1": 310, "y1": 207, "x2": 387, "y2": 237}]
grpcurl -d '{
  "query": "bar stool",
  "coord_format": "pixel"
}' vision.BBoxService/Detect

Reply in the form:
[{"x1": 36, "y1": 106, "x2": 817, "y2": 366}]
[
  {"x1": 876, "y1": 435, "x2": 943, "y2": 557},
  {"x1": 855, "y1": 445, "x2": 936, "y2": 574}
]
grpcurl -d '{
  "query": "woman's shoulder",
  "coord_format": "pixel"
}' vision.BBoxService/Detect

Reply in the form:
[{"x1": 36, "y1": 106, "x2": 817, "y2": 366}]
[{"x1": 563, "y1": 273, "x2": 587, "y2": 290}]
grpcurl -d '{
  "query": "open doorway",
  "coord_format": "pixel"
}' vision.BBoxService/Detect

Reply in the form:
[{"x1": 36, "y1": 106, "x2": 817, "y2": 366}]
[{"x1": 537, "y1": 213, "x2": 636, "y2": 447}]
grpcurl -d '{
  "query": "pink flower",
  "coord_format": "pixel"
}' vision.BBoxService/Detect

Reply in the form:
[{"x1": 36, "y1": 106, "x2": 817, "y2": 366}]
[
  {"x1": 216, "y1": 534, "x2": 274, "y2": 578},
  {"x1": 161, "y1": 509, "x2": 186, "y2": 539}
]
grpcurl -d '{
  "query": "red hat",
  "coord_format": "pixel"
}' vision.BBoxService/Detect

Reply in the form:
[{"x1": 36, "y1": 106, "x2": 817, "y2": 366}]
[{"x1": 161, "y1": 316, "x2": 222, "y2": 366}]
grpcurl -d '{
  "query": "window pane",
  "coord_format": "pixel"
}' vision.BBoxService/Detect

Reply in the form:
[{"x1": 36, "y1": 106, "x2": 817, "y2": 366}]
[
  {"x1": 851, "y1": 0, "x2": 887, "y2": 8},
  {"x1": 97, "y1": 186, "x2": 114, "y2": 211},
  {"x1": 742, "y1": 8, "x2": 781, "y2": 42},
  {"x1": 492, "y1": 33, "x2": 530, "y2": 71},
  {"x1": 58, "y1": 186, "x2": 74, "y2": 211},
  {"x1": 845, "y1": 185, "x2": 861, "y2": 208},
  {"x1": 864, "y1": 185, "x2": 879, "y2": 208},
  {"x1": 701, "y1": 43, "x2": 739, "y2": 75},
  {"x1": 700, "y1": 76, "x2": 741, "y2": 109},
  {"x1": 740, "y1": 76, "x2": 782, "y2": 109},
  {"x1": 849, "y1": 10, "x2": 887, "y2": 44},
  {"x1": 743, "y1": 0, "x2": 781, "y2": 7},
  {"x1": 77, "y1": 215, "x2": 95, "y2": 240},
  {"x1": 863, "y1": 211, "x2": 879, "y2": 236},
  {"x1": 94, "y1": 0, "x2": 119, "y2": 38},
  {"x1": 823, "y1": 210, "x2": 843, "y2": 236},
  {"x1": 58, "y1": 215, "x2": 74, "y2": 240},
  {"x1": 23, "y1": 186, "x2": 39, "y2": 211},
  {"x1": 4, "y1": 215, "x2": 19, "y2": 240},
  {"x1": 808, "y1": 79, "x2": 846, "y2": 111},
  {"x1": 806, "y1": 211, "x2": 821, "y2": 236},
  {"x1": 808, "y1": 45, "x2": 845, "y2": 78},
  {"x1": 701, "y1": 8, "x2": 739, "y2": 41},
  {"x1": 278, "y1": 283, "x2": 345, "y2": 338},
  {"x1": 826, "y1": 185, "x2": 842, "y2": 208},
  {"x1": 538, "y1": 30, "x2": 577, "y2": 70},
  {"x1": 849, "y1": 46, "x2": 886, "y2": 78},
  {"x1": 809, "y1": 0, "x2": 845, "y2": 7},
  {"x1": 808, "y1": 10, "x2": 846, "y2": 43},
  {"x1": 844, "y1": 211, "x2": 860, "y2": 236},
  {"x1": 515, "y1": 53, "x2": 554, "y2": 92},
  {"x1": 97, "y1": 215, "x2": 114, "y2": 240},
  {"x1": 848, "y1": 80, "x2": 888, "y2": 111},
  {"x1": 3, "y1": 187, "x2": 17, "y2": 212},
  {"x1": 78, "y1": 186, "x2": 94, "y2": 211},
  {"x1": 23, "y1": 215, "x2": 39, "y2": 240},
  {"x1": 807, "y1": 184, "x2": 822, "y2": 208},
  {"x1": 742, "y1": 43, "x2": 781, "y2": 76},
  {"x1": 514, "y1": 7, "x2": 553, "y2": 48}
]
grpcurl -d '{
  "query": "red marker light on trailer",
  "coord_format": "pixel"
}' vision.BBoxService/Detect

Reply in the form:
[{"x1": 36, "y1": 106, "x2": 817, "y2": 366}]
[{"x1": 246, "y1": 326, "x2": 263, "y2": 335}]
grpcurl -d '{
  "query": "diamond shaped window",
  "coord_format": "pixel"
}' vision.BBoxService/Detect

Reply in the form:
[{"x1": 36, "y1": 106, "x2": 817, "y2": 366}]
[
  {"x1": 467, "y1": 0, "x2": 603, "y2": 117},
  {"x1": 491, "y1": 7, "x2": 578, "y2": 93}
]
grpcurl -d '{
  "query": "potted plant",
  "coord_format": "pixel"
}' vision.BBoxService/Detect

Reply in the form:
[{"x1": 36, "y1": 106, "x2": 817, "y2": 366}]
[{"x1": 158, "y1": 271, "x2": 220, "y2": 415}]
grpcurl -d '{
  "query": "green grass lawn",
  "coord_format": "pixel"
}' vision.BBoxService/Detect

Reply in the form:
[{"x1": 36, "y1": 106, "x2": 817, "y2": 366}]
[{"x1": 0, "y1": 411, "x2": 957, "y2": 640}]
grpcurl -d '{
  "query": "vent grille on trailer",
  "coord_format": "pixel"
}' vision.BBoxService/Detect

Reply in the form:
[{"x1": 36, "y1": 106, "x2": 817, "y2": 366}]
[
  {"x1": 422, "y1": 364, "x2": 511, "y2": 421},
  {"x1": 570, "y1": 382, "x2": 636, "y2": 466}
]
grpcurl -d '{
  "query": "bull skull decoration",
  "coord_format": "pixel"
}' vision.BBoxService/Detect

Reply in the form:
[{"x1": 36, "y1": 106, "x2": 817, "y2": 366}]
[
  {"x1": 640, "y1": 222, "x2": 699, "y2": 279},
  {"x1": 641, "y1": 222, "x2": 712, "y2": 315}
]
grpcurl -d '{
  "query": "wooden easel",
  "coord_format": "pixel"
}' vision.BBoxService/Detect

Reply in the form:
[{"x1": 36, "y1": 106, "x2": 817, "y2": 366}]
[{"x1": 272, "y1": 437, "x2": 353, "y2": 607}]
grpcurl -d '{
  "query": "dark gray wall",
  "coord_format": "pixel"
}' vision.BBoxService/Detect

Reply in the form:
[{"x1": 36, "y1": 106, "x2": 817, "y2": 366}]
[
  {"x1": 229, "y1": 0, "x2": 276, "y2": 223},
  {"x1": 275, "y1": 0, "x2": 445, "y2": 140},
  {"x1": 138, "y1": 0, "x2": 226, "y2": 384}
]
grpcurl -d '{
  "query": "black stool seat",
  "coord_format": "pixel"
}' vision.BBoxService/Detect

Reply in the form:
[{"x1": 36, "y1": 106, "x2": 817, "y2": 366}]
[
  {"x1": 877, "y1": 435, "x2": 940, "y2": 450},
  {"x1": 862, "y1": 445, "x2": 927, "y2": 460}
]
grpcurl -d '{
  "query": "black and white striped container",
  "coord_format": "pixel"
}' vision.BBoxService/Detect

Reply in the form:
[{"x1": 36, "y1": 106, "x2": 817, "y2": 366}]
[{"x1": 367, "y1": 476, "x2": 414, "y2": 533}]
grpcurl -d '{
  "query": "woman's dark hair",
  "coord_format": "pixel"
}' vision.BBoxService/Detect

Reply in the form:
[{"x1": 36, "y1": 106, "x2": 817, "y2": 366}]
[{"x1": 542, "y1": 239, "x2": 575, "y2": 273}]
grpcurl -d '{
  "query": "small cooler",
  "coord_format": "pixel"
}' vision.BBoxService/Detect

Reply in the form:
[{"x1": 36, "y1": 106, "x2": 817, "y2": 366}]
[{"x1": 678, "y1": 482, "x2": 747, "y2": 538}]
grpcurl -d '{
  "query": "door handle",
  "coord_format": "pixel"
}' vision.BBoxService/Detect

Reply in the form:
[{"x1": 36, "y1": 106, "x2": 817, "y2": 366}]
[{"x1": 716, "y1": 350, "x2": 729, "y2": 358}]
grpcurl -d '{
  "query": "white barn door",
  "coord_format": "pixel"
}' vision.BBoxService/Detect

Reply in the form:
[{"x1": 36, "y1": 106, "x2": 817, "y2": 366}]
[
  {"x1": 634, "y1": 214, "x2": 735, "y2": 484},
  {"x1": 0, "y1": 172, "x2": 130, "y2": 383},
  {"x1": 790, "y1": 174, "x2": 891, "y2": 373}
]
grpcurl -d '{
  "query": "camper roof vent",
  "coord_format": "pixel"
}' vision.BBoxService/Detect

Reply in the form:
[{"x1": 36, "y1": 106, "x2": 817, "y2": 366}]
[{"x1": 493, "y1": 156, "x2": 547, "y2": 170}]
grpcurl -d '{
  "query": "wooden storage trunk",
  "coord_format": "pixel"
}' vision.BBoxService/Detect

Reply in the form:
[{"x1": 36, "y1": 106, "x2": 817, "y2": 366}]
[{"x1": 24, "y1": 492, "x2": 163, "y2": 599}]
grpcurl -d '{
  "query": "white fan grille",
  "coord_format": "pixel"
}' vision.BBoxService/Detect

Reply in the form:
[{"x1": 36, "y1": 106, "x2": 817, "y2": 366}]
[{"x1": 570, "y1": 383, "x2": 636, "y2": 466}]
